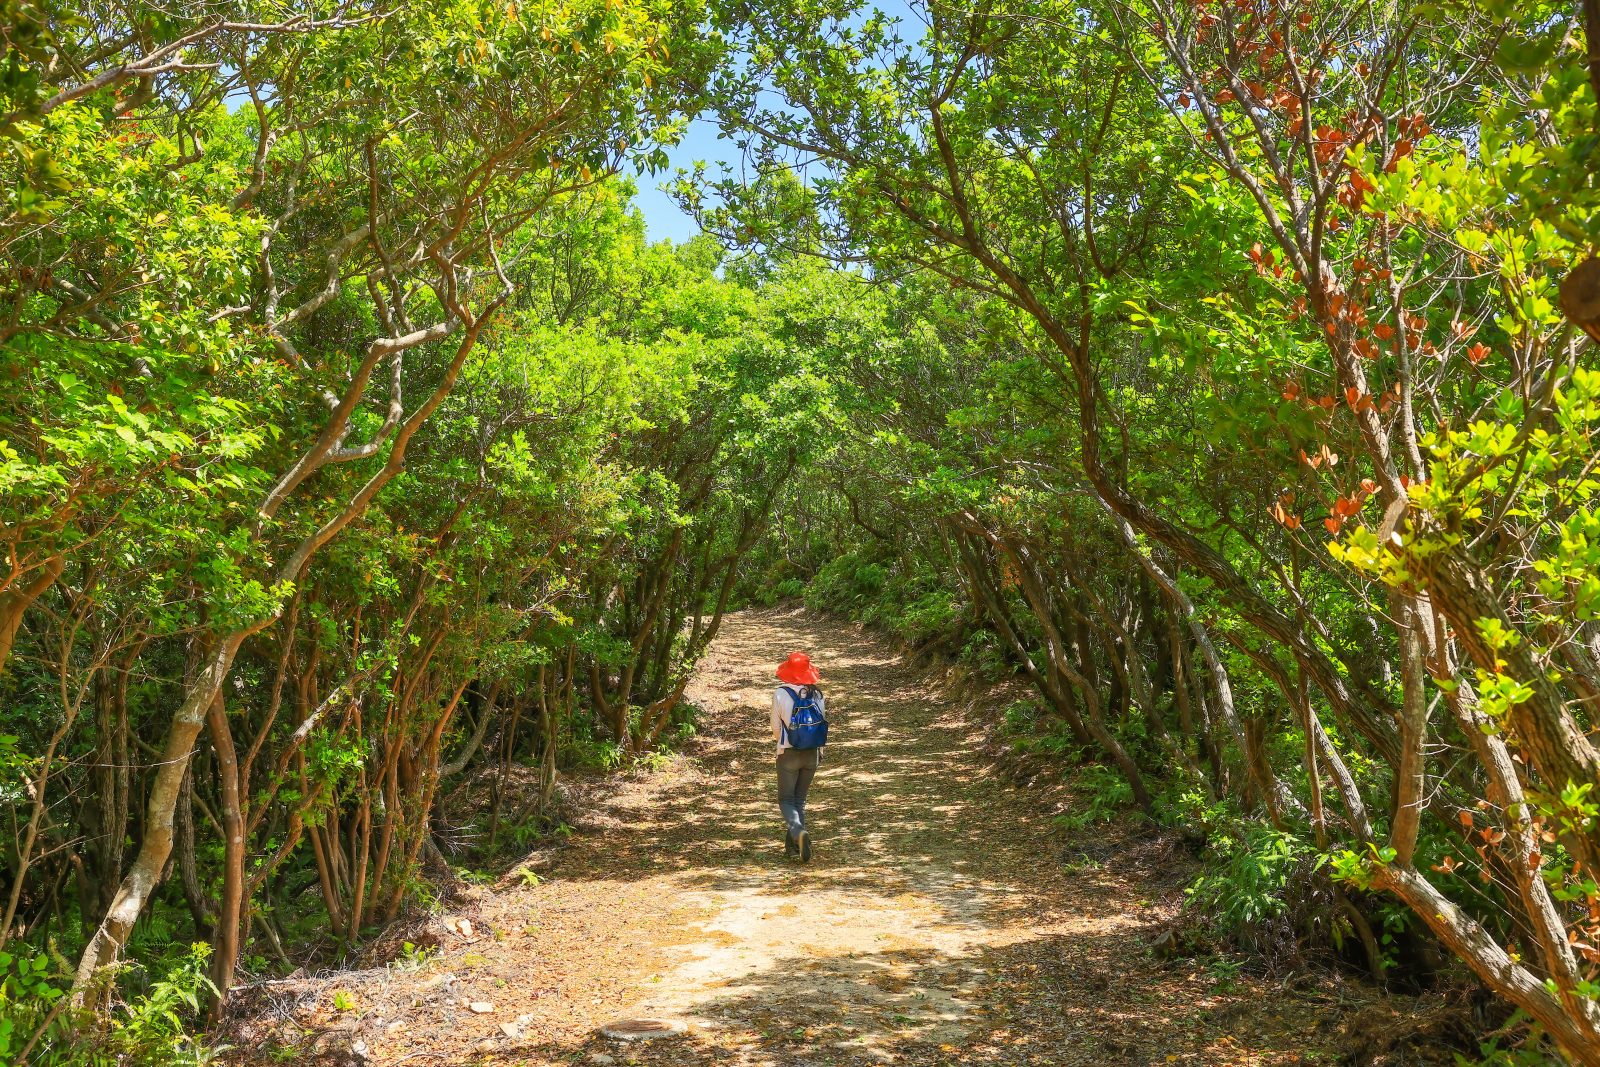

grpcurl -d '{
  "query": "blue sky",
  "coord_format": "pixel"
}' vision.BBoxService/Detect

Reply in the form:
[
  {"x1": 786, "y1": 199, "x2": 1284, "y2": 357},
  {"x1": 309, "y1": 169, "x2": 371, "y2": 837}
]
[{"x1": 634, "y1": 115, "x2": 741, "y2": 245}]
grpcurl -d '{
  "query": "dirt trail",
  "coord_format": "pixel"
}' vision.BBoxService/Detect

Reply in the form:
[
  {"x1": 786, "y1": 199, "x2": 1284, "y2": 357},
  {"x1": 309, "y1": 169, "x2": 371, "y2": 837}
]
[{"x1": 244, "y1": 609, "x2": 1346, "y2": 1066}]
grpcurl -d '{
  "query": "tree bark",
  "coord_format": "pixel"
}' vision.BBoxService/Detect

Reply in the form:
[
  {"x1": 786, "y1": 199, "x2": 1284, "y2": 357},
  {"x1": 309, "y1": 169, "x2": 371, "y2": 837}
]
[
  {"x1": 206, "y1": 692, "x2": 246, "y2": 1013},
  {"x1": 441, "y1": 682, "x2": 499, "y2": 777},
  {"x1": 0, "y1": 555, "x2": 64, "y2": 675},
  {"x1": 1375, "y1": 864, "x2": 1600, "y2": 1064},
  {"x1": 72, "y1": 634, "x2": 246, "y2": 1006}
]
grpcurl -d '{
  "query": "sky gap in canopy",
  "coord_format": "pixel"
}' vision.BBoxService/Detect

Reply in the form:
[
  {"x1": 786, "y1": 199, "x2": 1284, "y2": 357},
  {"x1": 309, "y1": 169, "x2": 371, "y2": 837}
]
[{"x1": 637, "y1": 0, "x2": 921, "y2": 244}]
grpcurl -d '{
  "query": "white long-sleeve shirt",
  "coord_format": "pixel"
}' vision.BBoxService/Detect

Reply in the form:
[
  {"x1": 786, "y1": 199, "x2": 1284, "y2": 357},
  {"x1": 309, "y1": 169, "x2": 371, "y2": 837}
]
[{"x1": 772, "y1": 685, "x2": 827, "y2": 755}]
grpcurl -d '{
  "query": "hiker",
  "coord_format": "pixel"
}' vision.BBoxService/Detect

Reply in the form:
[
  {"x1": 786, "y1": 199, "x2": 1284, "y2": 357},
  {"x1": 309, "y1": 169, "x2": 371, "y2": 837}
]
[{"x1": 773, "y1": 651, "x2": 829, "y2": 862}]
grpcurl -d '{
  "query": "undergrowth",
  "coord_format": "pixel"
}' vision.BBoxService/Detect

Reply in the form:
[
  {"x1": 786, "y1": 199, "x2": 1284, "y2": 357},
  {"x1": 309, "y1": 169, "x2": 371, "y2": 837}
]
[{"x1": 4, "y1": 942, "x2": 220, "y2": 1066}]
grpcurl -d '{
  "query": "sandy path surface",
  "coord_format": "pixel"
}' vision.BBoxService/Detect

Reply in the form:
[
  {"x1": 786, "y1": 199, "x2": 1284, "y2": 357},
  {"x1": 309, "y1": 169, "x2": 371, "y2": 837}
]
[{"x1": 239, "y1": 608, "x2": 1343, "y2": 1066}]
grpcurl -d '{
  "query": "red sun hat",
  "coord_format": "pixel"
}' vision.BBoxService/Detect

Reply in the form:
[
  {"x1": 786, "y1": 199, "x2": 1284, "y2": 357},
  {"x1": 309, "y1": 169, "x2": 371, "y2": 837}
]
[{"x1": 776, "y1": 651, "x2": 820, "y2": 686}]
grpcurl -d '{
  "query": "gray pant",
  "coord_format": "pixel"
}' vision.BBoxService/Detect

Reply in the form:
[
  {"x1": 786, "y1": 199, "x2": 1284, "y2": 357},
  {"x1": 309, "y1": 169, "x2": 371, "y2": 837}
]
[{"x1": 776, "y1": 748, "x2": 821, "y2": 839}]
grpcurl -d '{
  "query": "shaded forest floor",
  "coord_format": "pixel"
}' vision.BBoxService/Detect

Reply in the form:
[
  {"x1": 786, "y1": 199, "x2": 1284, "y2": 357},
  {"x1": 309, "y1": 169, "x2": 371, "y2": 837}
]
[{"x1": 228, "y1": 608, "x2": 1451, "y2": 1067}]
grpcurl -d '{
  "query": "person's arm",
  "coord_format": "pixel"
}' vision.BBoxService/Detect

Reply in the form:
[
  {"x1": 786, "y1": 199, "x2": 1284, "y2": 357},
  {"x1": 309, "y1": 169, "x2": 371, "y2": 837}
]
[{"x1": 772, "y1": 688, "x2": 786, "y2": 743}]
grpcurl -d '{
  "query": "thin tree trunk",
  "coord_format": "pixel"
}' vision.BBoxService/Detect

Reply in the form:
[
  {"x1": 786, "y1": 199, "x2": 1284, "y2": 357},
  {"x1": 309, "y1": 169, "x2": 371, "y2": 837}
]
[
  {"x1": 997, "y1": 535, "x2": 1152, "y2": 812},
  {"x1": 1389, "y1": 596, "x2": 1430, "y2": 866},
  {"x1": 206, "y1": 693, "x2": 246, "y2": 1012},
  {"x1": 72, "y1": 634, "x2": 245, "y2": 1006},
  {"x1": 952, "y1": 528, "x2": 1093, "y2": 745},
  {"x1": 174, "y1": 765, "x2": 214, "y2": 935},
  {"x1": 441, "y1": 682, "x2": 499, "y2": 777}
]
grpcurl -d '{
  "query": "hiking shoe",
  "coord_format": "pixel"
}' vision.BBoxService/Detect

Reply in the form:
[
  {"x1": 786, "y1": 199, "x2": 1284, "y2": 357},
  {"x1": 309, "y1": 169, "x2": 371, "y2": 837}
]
[
  {"x1": 785, "y1": 832, "x2": 798, "y2": 858},
  {"x1": 797, "y1": 830, "x2": 812, "y2": 863}
]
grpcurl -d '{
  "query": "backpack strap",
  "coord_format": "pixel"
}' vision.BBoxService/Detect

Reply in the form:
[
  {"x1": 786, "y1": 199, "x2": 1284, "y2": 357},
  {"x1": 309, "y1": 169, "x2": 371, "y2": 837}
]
[{"x1": 778, "y1": 686, "x2": 798, "y2": 746}]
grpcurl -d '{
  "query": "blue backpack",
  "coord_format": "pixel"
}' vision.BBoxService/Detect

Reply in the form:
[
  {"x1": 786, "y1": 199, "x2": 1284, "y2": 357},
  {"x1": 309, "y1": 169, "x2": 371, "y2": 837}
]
[{"x1": 780, "y1": 685, "x2": 829, "y2": 750}]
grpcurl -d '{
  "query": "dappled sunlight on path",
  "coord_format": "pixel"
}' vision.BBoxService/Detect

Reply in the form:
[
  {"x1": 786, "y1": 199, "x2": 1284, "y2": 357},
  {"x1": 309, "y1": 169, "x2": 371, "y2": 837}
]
[
  {"x1": 233, "y1": 609, "x2": 1341, "y2": 1067},
  {"x1": 624, "y1": 611, "x2": 1065, "y2": 1046},
  {"x1": 499, "y1": 609, "x2": 1333, "y2": 1066}
]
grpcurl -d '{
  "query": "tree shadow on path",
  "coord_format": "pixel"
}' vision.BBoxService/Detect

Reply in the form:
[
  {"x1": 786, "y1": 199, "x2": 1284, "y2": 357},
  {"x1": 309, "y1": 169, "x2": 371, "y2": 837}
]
[
  {"x1": 495, "y1": 609, "x2": 1346, "y2": 1066},
  {"x1": 232, "y1": 609, "x2": 1359, "y2": 1067}
]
